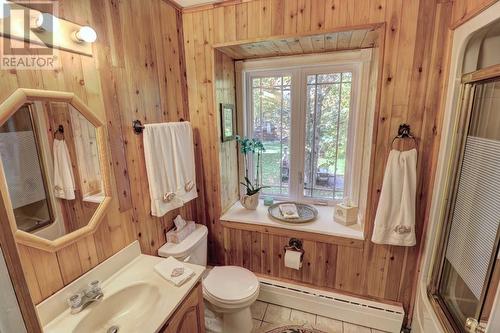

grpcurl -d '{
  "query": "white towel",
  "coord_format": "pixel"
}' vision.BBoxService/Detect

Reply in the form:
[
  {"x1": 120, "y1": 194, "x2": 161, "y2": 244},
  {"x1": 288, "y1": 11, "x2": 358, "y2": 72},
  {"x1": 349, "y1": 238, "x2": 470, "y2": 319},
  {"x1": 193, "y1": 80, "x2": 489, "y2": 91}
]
[
  {"x1": 143, "y1": 122, "x2": 198, "y2": 217},
  {"x1": 372, "y1": 149, "x2": 417, "y2": 246},
  {"x1": 154, "y1": 257, "x2": 195, "y2": 287},
  {"x1": 53, "y1": 139, "x2": 75, "y2": 200}
]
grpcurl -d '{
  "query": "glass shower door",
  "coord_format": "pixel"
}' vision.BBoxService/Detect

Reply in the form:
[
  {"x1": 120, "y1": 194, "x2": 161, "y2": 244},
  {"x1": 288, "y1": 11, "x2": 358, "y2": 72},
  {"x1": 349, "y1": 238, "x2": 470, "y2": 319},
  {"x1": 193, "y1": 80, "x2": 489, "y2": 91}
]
[{"x1": 436, "y1": 78, "x2": 500, "y2": 333}]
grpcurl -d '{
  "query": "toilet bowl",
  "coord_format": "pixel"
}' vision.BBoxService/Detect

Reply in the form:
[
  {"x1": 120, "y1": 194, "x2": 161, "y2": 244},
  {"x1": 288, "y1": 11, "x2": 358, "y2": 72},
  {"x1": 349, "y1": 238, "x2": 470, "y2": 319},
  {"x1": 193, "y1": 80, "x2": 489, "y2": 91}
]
[{"x1": 158, "y1": 224, "x2": 259, "y2": 333}]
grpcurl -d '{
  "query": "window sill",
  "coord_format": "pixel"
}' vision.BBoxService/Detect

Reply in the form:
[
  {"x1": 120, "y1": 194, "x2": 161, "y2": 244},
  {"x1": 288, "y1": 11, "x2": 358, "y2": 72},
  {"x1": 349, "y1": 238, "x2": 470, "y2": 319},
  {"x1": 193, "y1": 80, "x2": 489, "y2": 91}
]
[{"x1": 220, "y1": 200, "x2": 365, "y2": 241}]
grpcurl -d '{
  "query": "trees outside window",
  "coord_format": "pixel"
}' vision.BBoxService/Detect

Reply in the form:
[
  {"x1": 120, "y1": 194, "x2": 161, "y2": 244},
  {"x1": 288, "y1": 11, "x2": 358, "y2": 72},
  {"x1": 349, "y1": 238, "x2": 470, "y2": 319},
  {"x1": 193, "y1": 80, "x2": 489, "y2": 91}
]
[{"x1": 244, "y1": 62, "x2": 362, "y2": 205}]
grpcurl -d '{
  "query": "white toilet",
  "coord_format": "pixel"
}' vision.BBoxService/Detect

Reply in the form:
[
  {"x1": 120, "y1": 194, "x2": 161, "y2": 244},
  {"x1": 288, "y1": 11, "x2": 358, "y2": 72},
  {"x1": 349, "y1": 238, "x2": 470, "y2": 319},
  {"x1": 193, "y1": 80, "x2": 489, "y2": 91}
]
[{"x1": 158, "y1": 224, "x2": 260, "y2": 333}]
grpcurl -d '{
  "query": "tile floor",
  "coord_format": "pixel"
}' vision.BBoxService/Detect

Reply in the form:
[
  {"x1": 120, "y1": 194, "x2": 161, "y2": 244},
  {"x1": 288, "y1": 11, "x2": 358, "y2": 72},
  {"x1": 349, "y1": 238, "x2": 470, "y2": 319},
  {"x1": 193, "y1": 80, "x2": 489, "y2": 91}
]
[{"x1": 250, "y1": 300, "x2": 388, "y2": 333}]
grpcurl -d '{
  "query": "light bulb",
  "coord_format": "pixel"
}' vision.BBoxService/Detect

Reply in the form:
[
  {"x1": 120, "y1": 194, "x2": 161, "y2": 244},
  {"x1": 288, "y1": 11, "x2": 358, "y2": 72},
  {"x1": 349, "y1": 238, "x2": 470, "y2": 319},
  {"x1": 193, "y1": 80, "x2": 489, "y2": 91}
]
[
  {"x1": 30, "y1": 10, "x2": 44, "y2": 30},
  {"x1": 73, "y1": 26, "x2": 97, "y2": 43}
]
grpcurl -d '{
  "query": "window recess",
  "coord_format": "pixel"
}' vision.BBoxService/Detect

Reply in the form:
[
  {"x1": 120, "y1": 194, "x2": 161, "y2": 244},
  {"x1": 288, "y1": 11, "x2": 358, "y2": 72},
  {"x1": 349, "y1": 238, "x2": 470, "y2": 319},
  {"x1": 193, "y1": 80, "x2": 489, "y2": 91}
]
[{"x1": 238, "y1": 51, "x2": 376, "y2": 213}]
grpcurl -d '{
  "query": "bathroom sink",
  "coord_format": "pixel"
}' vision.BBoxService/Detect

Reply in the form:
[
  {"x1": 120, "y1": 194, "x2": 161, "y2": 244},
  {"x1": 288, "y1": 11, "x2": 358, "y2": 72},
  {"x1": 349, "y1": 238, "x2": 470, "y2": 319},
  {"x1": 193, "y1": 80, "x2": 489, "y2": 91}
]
[
  {"x1": 37, "y1": 243, "x2": 205, "y2": 333},
  {"x1": 73, "y1": 282, "x2": 160, "y2": 333}
]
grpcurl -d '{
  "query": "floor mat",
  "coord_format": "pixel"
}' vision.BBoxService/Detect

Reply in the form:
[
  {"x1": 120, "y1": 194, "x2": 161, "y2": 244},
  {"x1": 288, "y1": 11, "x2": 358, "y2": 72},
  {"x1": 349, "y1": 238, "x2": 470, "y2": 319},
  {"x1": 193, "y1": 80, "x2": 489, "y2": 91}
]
[{"x1": 257, "y1": 323, "x2": 328, "y2": 333}]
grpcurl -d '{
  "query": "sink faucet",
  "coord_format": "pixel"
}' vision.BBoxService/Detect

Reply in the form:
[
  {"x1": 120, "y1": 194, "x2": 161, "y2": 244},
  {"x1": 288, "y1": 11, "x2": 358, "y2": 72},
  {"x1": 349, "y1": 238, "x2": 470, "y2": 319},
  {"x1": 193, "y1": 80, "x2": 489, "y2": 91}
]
[{"x1": 67, "y1": 280, "x2": 104, "y2": 314}]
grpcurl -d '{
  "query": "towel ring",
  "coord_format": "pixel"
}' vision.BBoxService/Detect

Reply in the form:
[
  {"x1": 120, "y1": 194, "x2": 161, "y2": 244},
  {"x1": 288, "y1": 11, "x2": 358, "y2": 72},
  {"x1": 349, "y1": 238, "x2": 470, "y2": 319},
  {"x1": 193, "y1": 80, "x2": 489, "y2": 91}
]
[{"x1": 391, "y1": 124, "x2": 417, "y2": 149}]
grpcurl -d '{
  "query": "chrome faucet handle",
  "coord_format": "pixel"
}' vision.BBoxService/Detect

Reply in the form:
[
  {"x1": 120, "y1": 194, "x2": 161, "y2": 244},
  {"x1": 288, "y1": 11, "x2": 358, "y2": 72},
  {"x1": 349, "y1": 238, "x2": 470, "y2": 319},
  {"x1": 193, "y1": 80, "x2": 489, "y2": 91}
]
[
  {"x1": 86, "y1": 280, "x2": 102, "y2": 296},
  {"x1": 67, "y1": 292, "x2": 83, "y2": 309},
  {"x1": 67, "y1": 280, "x2": 104, "y2": 314}
]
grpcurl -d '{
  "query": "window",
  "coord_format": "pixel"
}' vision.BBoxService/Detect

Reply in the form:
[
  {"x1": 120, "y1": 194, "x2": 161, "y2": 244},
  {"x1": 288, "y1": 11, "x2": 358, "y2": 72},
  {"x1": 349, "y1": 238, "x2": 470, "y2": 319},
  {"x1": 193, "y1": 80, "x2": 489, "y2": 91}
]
[
  {"x1": 250, "y1": 74, "x2": 291, "y2": 196},
  {"x1": 304, "y1": 71, "x2": 352, "y2": 201},
  {"x1": 239, "y1": 51, "x2": 374, "y2": 208}
]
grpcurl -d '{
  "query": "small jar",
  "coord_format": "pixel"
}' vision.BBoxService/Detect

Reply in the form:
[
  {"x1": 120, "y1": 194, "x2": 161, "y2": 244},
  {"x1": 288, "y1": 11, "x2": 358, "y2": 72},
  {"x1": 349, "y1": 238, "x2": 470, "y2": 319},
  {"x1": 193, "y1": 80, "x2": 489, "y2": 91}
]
[{"x1": 263, "y1": 196, "x2": 274, "y2": 206}]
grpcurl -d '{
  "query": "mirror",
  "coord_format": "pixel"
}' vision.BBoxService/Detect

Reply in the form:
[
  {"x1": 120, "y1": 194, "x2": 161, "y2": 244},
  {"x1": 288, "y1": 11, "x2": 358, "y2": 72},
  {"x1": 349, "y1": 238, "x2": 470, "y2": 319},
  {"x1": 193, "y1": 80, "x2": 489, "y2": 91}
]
[{"x1": 0, "y1": 89, "x2": 110, "y2": 251}]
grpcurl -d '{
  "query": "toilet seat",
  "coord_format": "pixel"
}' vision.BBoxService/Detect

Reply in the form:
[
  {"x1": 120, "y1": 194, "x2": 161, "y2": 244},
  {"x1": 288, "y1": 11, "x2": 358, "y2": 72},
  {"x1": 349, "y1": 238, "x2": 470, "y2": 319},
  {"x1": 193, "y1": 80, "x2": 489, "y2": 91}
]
[{"x1": 203, "y1": 266, "x2": 259, "y2": 306}]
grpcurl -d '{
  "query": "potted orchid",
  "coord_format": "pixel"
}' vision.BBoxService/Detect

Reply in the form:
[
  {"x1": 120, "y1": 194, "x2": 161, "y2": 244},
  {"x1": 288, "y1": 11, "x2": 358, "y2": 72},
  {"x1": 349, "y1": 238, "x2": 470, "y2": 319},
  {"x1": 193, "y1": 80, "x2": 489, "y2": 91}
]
[{"x1": 236, "y1": 136, "x2": 267, "y2": 210}]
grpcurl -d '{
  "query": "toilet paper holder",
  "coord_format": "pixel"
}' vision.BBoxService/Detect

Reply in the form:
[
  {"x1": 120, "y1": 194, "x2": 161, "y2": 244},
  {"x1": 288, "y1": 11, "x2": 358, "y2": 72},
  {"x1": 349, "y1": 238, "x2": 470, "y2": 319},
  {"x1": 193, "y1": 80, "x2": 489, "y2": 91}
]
[{"x1": 284, "y1": 238, "x2": 304, "y2": 260}]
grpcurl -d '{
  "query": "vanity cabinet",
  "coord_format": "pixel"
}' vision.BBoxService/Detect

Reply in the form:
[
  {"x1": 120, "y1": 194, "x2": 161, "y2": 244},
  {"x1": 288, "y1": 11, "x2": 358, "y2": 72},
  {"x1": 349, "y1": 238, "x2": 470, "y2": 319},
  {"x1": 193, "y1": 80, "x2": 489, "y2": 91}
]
[{"x1": 160, "y1": 282, "x2": 205, "y2": 333}]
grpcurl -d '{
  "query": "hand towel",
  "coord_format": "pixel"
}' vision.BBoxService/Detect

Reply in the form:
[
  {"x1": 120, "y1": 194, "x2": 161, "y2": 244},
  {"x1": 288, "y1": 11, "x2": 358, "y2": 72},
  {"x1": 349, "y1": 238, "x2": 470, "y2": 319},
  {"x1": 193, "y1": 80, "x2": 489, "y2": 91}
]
[
  {"x1": 53, "y1": 139, "x2": 75, "y2": 200},
  {"x1": 372, "y1": 149, "x2": 417, "y2": 246},
  {"x1": 169, "y1": 122, "x2": 198, "y2": 204},
  {"x1": 143, "y1": 122, "x2": 198, "y2": 217},
  {"x1": 279, "y1": 203, "x2": 299, "y2": 219},
  {"x1": 154, "y1": 257, "x2": 195, "y2": 287}
]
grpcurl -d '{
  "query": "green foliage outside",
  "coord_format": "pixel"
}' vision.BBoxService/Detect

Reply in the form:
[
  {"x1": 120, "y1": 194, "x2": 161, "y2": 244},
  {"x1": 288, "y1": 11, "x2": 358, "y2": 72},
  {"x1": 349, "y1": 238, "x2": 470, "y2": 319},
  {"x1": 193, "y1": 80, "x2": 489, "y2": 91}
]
[{"x1": 251, "y1": 73, "x2": 352, "y2": 200}]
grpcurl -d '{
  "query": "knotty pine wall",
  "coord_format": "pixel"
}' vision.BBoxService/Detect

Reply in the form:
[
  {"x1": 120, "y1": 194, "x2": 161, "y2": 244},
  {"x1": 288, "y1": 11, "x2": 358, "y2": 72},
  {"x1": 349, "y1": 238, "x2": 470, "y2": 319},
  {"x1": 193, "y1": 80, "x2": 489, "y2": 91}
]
[
  {"x1": 0, "y1": 0, "x2": 193, "y2": 304},
  {"x1": 215, "y1": 50, "x2": 240, "y2": 213},
  {"x1": 1, "y1": 0, "x2": 495, "y2": 315},
  {"x1": 451, "y1": 0, "x2": 499, "y2": 28},
  {"x1": 182, "y1": 0, "x2": 453, "y2": 322}
]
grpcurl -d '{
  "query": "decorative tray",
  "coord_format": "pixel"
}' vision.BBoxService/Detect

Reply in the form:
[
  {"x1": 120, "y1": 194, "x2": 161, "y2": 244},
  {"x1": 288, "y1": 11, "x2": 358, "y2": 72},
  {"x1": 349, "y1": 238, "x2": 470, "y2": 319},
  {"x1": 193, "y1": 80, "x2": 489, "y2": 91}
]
[{"x1": 267, "y1": 202, "x2": 318, "y2": 223}]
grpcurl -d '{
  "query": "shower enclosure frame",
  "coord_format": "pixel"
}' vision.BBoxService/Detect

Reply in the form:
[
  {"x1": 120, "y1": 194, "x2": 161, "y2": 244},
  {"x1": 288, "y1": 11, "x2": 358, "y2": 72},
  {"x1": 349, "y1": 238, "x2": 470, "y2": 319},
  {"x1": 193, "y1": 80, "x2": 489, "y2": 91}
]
[{"x1": 428, "y1": 66, "x2": 500, "y2": 333}]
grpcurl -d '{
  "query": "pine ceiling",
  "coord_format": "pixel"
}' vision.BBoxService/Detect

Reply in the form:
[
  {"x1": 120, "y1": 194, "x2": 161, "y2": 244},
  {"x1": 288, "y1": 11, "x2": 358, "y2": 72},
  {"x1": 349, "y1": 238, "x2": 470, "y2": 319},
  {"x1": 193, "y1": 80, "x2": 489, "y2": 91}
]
[{"x1": 214, "y1": 28, "x2": 380, "y2": 60}]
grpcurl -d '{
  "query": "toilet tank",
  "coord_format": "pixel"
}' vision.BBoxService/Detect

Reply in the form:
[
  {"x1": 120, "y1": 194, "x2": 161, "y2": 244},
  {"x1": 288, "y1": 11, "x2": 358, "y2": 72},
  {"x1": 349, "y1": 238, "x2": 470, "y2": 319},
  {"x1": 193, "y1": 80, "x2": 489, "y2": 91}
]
[{"x1": 157, "y1": 224, "x2": 208, "y2": 266}]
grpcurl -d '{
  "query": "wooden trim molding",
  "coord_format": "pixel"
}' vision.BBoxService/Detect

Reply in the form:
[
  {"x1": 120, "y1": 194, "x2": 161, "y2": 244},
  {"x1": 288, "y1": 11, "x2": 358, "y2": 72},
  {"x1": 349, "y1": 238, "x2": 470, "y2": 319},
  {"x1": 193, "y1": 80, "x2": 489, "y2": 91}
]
[
  {"x1": 160, "y1": 0, "x2": 184, "y2": 12},
  {"x1": 0, "y1": 88, "x2": 112, "y2": 253},
  {"x1": 182, "y1": 0, "x2": 253, "y2": 13},
  {"x1": 462, "y1": 64, "x2": 500, "y2": 84},
  {"x1": 450, "y1": 0, "x2": 499, "y2": 30}
]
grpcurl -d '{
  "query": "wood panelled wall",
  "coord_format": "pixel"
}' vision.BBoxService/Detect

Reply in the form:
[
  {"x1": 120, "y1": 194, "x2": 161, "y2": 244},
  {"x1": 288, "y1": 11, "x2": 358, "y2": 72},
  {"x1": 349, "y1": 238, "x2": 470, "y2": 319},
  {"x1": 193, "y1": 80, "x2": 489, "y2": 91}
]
[
  {"x1": 215, "y1": 50, "x2": 240, "y2": 212},
  {"x1": 181, "y1": 0, "x2": 453, "y2": 322},
  {"x1": 451, "y1": 0, "x2": 499, "y2": 28},
  {"x1": 0, "y1": 0, "x2": 191, "y2": 304},
  {"x1": 222, "y1": 221, "x2": 366, "y2": 293},
  {"x1": 214, "y1": 50, "x2": 239, "y2": 212}
]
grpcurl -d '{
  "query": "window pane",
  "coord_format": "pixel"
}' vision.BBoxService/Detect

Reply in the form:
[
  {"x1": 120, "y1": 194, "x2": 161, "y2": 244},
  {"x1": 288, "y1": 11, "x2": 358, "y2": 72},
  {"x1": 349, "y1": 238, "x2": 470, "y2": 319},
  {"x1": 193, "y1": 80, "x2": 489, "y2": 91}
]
[
  {"x1": 304, "y1": 72, "x2": 352, "y2": 201},
  {"x1": 317, "y1": 73, "x2": 340, "y2": 83},
  {"x1": 342, "y1": 72, "x2": 352, "y2": 82},
  {"x1": 251, "y1": 75, "x2": 291, "y2": 196}
]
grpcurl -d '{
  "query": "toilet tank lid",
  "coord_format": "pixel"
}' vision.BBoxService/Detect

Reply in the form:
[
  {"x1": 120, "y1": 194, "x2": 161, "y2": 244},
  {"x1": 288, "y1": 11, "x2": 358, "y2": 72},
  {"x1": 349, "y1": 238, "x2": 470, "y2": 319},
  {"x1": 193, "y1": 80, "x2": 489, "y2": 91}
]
[{"x1": 158, "y1": 224, "x2": 208, "y2": 258}]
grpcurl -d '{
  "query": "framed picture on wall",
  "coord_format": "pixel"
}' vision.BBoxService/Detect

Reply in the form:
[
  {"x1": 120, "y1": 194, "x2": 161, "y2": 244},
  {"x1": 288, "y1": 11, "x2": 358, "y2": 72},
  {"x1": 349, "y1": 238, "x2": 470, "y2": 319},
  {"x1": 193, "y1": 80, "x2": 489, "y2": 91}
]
[{"x1": 220, "y1": 103, "x2": 235, "y2": 142}]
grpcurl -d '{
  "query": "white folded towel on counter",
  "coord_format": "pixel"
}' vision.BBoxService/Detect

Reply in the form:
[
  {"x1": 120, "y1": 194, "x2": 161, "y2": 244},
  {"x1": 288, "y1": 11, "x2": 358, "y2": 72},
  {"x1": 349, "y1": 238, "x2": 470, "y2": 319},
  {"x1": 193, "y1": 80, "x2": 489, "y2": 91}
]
[
  {"x1": 279, "y1": 203, "x2": 299, "y2": 219},
  {"x1": 372, "y1": 149, "x2": 417, "y2": 246},
  {"x1": 143, "y1": 122, "x2": 198, "y2": 217},
  {"x1": 53, "y1": 139, "x2": 75, "y2": 200},
  {"x1": 154, "y1": 257, "x2": 195, "y2": 287}
]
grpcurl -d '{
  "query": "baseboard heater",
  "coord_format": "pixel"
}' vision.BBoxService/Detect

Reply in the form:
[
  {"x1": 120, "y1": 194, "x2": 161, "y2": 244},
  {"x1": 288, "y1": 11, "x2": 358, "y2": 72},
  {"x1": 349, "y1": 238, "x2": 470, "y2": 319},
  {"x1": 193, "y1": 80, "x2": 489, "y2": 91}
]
[{"x1": 257, "y1": 277, "x2": 404, "y2": 333}]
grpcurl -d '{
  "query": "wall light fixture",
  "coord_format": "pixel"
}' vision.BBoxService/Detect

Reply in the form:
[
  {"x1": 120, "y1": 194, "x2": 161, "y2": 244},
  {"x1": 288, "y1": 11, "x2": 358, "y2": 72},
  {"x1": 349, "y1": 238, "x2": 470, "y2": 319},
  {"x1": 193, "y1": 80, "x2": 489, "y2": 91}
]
[
  {"x1": 29, "y1": 10, "x2": 44, "y2": 31},
  {"x1": 72, "y1": 26, "x2": 97, "y2": 43}
]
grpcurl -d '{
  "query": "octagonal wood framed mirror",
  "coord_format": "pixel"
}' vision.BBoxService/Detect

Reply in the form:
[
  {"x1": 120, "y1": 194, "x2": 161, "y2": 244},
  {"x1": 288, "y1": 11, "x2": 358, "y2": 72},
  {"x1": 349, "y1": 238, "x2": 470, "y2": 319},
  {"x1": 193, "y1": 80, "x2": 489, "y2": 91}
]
[{"x1": 0, "y1": 88, "x2": 111, "y2": 252}]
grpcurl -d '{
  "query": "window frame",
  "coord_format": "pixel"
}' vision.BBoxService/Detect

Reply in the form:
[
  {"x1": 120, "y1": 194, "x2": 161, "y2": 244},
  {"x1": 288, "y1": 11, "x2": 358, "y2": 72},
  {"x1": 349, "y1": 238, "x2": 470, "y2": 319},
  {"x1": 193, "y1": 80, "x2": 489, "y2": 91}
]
[{"x1": 237, "y1": 50, "x2": 373, "y2": 207}]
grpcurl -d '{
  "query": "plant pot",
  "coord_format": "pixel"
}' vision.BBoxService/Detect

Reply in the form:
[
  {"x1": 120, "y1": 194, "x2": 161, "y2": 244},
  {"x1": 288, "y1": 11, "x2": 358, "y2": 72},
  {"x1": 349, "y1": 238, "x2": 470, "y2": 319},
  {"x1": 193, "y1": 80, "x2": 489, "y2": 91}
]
[{"x1": 240, "y1": 192, "x2": 260, "y2": 210}]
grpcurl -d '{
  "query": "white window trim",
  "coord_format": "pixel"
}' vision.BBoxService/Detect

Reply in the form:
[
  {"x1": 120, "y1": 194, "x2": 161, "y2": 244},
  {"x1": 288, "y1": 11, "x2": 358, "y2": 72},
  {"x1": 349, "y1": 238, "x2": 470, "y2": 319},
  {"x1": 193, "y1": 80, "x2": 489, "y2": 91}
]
[{"x1": 236, "y1": 50, "x2": 375, "y2": 213}]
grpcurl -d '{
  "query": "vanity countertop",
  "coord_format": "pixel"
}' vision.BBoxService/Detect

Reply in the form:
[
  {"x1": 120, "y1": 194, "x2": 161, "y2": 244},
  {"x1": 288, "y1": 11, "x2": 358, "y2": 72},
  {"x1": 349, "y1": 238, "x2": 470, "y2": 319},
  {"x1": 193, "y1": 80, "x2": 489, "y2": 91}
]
[{"x1": 37, "y1": 241, "x2": 205, "y2": 333}]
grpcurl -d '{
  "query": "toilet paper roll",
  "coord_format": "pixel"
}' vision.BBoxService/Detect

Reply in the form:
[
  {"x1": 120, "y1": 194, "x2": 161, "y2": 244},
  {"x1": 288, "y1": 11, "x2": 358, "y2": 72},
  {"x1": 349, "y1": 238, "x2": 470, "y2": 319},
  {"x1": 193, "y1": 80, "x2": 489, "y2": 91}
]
[{"x1": 284, "y1": 249, "x2": 302, "y2": 270}]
